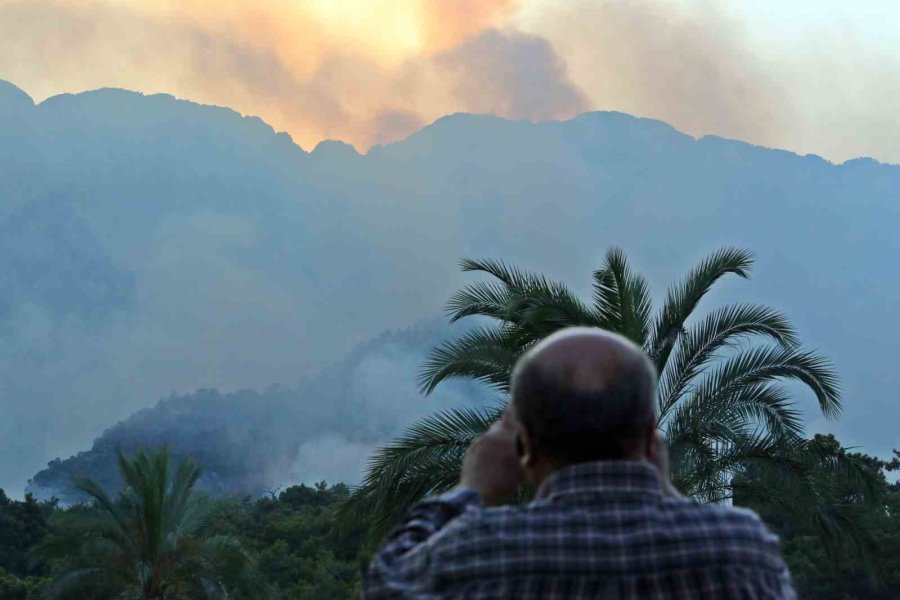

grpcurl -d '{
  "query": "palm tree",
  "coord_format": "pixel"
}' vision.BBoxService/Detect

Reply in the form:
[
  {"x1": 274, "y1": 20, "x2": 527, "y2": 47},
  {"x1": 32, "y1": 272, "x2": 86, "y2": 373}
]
[
  {"x1": 36, "y1": 448, "x2": 262, "y2": 600},
  {"x1": 348, "y1": 248, "x2": 844, "y2": 535}
]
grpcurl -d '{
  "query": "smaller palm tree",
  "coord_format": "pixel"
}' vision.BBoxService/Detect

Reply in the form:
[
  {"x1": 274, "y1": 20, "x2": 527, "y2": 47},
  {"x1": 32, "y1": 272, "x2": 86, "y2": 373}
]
[{"x1": 36, "y1": 448, "x2": 262, "y2": 600}]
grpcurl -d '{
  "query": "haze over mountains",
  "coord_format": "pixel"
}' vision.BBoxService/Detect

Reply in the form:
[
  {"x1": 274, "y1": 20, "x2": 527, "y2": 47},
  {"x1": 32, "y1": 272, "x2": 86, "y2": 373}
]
[
  {"x1": 1, "y1": 79, "x2": 898, "y2": 498},
  {"x1": 26, "y1": 321, "x2": 487, "y2": 503}
]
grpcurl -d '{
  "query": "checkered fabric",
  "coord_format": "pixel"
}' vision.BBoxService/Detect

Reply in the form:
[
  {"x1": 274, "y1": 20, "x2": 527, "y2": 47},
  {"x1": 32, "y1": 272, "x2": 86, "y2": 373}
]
[{"x1": 364, "y1": 461, "x2": 795, "y2": 599}]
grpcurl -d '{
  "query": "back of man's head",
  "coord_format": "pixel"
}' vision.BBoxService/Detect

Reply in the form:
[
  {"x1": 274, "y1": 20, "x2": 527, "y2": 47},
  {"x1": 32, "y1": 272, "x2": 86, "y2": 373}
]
[{"x1": 511, "y1": 327, "x2": 658, "y2": 465}]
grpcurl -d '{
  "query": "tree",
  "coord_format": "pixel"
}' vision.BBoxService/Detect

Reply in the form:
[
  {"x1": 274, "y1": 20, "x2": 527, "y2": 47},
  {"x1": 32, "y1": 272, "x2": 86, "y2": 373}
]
[
  {"x1": 348, "y1": 248, "x2": 845, "y2": 537},
  {"x1": 35, "y1": 448, "x2": 262, "y2": 600},
  {"x1": 0, "y1": 567, "x2": 44, "y2": 600},
  {"x1": 0, "y1": 490, "x2": 55, "y2": 600},
  {"x1": 1, "y1": 480, "x2": 371, "y2": 600},
  {"x1": 740, "y1": 442, "x2": 900, "y2": 598},
  {"x1": 735, "y1": 435, "x2": 888, "y2": 564},
  {"x1": 232, "y1": 483, "x2": 370, "y2": 600},
  {"x1": 0, "y1": 490, "x2": 54, "y2": 578}
]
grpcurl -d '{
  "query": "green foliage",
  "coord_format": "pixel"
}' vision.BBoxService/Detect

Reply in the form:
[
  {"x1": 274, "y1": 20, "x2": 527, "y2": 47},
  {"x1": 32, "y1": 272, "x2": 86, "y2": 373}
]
[
  {"x1": 0, "y1": 478, "x2": 367, "y2": 600},
  {"x1": 226, "y1": 482, "x2": 369, "y2": 600},
  {"x1": 350, "y1": 407, "x2": 503, "y2": 533},
  {"x1": 34, "y1": 448, "x2": 263, "y2": 600},
  {"x1": 0, "y1": 491, "x2": 54, "y2": 578},
  {"x1": 0, "y1": 491, "x2": 55, "y2": 600},
  {"x1": 1, "y1": 450, "x2": 897, "y2": 598},
  {"x1": 0, "y1": 569, "x2": 45, "y2": 600},
  {"x1": 349, "y1": 247, "x2": 848, "y2": 543},
  {"x1": 741, "y1": 444, "x2": 900, "y2": 598}
]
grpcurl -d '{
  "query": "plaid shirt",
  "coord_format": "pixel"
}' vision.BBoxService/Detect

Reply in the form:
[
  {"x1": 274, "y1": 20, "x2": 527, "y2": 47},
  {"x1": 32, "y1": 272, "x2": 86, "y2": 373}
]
[{"x1": 364, "y1": 461, "x2": 795, "y2": 599}]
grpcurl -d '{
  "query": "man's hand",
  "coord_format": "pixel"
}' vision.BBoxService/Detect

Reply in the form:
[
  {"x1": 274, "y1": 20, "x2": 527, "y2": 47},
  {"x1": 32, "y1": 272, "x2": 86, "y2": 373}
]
[{"x1": 459, "y1": 411, "x2": 524, "y2": 506}]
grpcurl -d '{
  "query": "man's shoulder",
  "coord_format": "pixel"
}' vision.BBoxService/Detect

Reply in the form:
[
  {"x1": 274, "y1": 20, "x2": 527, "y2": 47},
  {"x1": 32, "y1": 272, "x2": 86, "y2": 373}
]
[
  {"x1": 433, "y1": 496, "x2": 785, "y2": 570},
  {"x1": 656, "y1": 499, "x2": 787, "y2": 571},
  {"x1": 441, "y1": 495, "x2": 773, "y2": 531},
  {"x1": 662, "y1": 499, "x2": 779, "y2": 543},
  {"x1": 470, "y1": 495, "x2": 773, "y2": 528}
]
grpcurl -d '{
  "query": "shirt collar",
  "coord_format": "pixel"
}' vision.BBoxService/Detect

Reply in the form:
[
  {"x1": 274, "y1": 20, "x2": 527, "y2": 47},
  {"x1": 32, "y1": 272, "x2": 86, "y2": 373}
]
[{"x1": 536, "y1": 460, "x2": 664, "y2": 501}]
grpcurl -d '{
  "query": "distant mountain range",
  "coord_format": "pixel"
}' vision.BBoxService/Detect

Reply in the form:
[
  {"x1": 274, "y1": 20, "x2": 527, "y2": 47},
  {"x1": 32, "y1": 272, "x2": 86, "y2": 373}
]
[{"x1": 1, "y1": 79, "x2": 898, "y2": 498}]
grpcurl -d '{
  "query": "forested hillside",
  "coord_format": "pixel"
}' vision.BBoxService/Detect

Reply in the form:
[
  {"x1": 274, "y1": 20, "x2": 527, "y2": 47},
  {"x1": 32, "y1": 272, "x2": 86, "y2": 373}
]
[{"x1": 26, "y1": 320, "x2": 487, "y2": 503}]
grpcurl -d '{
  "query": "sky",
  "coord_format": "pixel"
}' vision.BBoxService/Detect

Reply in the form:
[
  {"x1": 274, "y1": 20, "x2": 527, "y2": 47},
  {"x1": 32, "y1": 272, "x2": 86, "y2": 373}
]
[{"x1": 0, "y1": 0, "x2": 898, "y2": 163}]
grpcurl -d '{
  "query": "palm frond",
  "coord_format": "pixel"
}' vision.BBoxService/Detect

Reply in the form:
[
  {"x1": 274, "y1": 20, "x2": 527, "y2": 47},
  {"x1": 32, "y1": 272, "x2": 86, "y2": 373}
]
[
  {"x1": 172, "y1": 495, "x2": 217, "y2": 540},
  {"x1": 446, "y1": 279, "x2": 515, "y2": 322},
  {"x1": 341, "y1": 406, "x2": 501, "y2": 535},
  {"x1": 359, "y1": 406, "x2": 500, "y2": 492},
  {"x1": 649, "y1": 248, "x2": 754, "y2": 372},
  {"x1": 657, "y1": 304, "x2": 798, "y2": 419},
  {"x1": 458, "y1": 257, "x2": 546, "y2": 289},
  {"x1": 592, "y1": 248, "x2": 653, "y2": 344},
  {"x1": 72, "y1": 478, "x2": 133, "y2": 552},
  {"x1": 419, "y1": 326, "x2": 525, "y2": 394},
  {"x1": 453, "y1": 258, "x2": 596, "y2": 332},
  {"x1": 672, "y1": 429, "x2": 796, "y2": 500},
  {"x1": 39, "y1": 567, "x2": 111, "y2": 600},
  {"x1": 513, "y1": 282, "x2": 599, "y2": 335},
  {"x1": 664, "y1": 344, "x2": 840, "y2": 480},
  {"x1": 165, "y1": 458, "x2": 202, "y2": 523},
  {"x1": 686, "y1": 345, "x2": 841, "y2": 421},
  {"x1": 669, "y1": 383, "x2": 803, "y2": 448}
]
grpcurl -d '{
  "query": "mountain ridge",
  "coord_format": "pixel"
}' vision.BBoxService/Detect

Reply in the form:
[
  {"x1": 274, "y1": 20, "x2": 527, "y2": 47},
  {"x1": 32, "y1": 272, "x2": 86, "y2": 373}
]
[
  {"x1": 8, "y1": 79, "x2": 895, "y2": 168},
  {"x1": 1, "y1": 77, "x2": 898, "y2": 497}
]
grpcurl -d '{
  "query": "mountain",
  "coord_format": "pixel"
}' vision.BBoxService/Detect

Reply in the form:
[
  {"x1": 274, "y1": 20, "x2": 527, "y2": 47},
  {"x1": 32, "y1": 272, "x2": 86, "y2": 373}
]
[
  {"x1": 26, "y1": 319, "x2": 487, "y2": 503},
  {"x1": 1, "y1": 79, "x2": 898, "y2": 495}
]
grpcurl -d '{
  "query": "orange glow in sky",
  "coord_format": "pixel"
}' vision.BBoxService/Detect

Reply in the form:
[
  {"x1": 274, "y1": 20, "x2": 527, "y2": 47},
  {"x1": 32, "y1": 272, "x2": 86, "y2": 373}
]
[{"x1": 1, "y1": 0, "x2": 898, "y2": 163}]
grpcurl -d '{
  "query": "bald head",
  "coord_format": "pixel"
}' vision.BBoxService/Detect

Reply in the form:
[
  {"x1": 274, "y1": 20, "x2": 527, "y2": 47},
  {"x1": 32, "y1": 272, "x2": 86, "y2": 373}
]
[{"x1": 511, "y1": 327, "x2": 658, "y2": 466}]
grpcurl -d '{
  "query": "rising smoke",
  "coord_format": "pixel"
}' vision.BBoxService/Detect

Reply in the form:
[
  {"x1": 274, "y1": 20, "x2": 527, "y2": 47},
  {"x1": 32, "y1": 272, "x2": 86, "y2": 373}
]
[{"x1": 2, "y1": 0, "x2": 899, "y2": 161}]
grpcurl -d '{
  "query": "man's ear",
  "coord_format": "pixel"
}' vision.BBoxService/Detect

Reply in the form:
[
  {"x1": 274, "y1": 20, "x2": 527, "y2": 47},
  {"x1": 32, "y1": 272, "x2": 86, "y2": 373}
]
[
  {"x1": 505, "y1": 403, "x2": 534, "y2": 468},
  {"x1": 517, "y1": 424, "x2": 536, "y2": 468},
  {"x1": 645, "y1": 428, "x2": 671, "y2": 479},
  {"x1": 644, "y1": 427, "x2": 662, "y2": 465}
]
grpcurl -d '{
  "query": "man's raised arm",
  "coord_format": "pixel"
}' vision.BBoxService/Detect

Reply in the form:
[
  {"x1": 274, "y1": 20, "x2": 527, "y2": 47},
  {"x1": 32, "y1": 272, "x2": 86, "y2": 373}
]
[{"x1": 364, "y1": 413, "x2": 524, "y2": 599}]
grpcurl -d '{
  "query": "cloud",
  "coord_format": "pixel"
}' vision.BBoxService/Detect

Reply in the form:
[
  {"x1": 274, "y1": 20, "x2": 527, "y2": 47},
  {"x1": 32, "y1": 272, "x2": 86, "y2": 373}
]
[
  {"x1": 772, "y1": 48, "x2": 900, "y2": 164},
  {"x1": 0, "y1": 0, "x2": 553, "y2": 149},
  {"x1": 371, "y1": 110, "x2": 424, "y2": 146},
  {"x1": 1, "y1": 0, "x2": 582, "y2": 149},
  {"x1": 288, "y1": 339, "x2": 484, "y2": 485},
  {"x1": 431, "y1": 29, "x2": 588, "y2": 121},
  {"x1": 290, "y1": 435, "x2": 374, "y2": 487},
  {"x1": 285, "y1": 28, "x2": 588, "y2": 146},
  {"x1": 515, "y1": 0, "x2": 791, "y2": 150},
  {"x1": 3, "y1": 0, "x2": 900, "y2": 162}
]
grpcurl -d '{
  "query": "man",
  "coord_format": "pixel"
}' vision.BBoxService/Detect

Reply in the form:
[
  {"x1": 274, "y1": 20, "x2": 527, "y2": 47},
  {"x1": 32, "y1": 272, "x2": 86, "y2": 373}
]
[{"x1": 365, "y1": 327, "x2": 795, "y2": 599}]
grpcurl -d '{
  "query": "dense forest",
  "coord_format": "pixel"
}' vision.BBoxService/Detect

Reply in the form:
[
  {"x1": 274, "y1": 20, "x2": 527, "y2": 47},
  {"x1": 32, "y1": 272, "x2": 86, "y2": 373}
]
[
  {"x1": 0, "y1": 441, "x2": 897, "y2": 599},
  {"x1": 0, "y1": 481, "x2": 368, "y2": 600}
]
